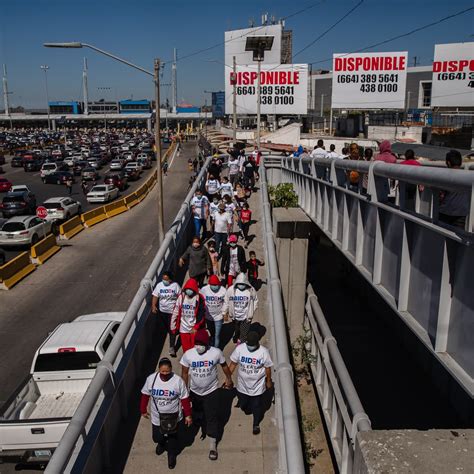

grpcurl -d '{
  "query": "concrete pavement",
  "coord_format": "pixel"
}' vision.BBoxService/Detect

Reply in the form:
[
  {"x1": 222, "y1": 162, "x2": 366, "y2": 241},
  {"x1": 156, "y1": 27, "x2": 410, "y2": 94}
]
[{"x1": 123, "y1": 180, "x2": 279, "y2": 473}]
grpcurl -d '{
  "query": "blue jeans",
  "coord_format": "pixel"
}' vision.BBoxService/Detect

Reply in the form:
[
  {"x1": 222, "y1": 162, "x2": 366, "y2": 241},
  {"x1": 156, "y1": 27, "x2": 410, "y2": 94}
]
[
  {"x1": 206, "y1": 319, "x2": 223, "y2": 349},
  {"x1": 194, "y1": 217, "x2": 207, "y2": 238},
  {"x1": 214, "y1": 232, "x2": 227, "y2": 256}
]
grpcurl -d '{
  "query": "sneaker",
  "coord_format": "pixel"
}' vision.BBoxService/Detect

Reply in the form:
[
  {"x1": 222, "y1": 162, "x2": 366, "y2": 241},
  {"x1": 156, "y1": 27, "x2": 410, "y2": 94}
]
[
  {"x1": 209, "y1": 449, "x2": 218, "y2": 461},
  {"x1": 155, "y1": 443, "x2": 166, "y2": 456},
  {"x1": 253, "y1": 425, "x2": 261, "y2": 435},
  {"x1": 169, "y1": 347, "x2": 176, "y2": 358},
  {"x1": 168, "y1": 453, "x2": 177, "y2": 469}
]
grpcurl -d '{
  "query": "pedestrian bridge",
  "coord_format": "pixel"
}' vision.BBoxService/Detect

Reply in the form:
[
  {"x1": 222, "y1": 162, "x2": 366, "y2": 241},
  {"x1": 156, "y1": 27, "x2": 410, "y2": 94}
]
[{"x1": 41, "y1": 151, "x2": 473, "y2": 473}]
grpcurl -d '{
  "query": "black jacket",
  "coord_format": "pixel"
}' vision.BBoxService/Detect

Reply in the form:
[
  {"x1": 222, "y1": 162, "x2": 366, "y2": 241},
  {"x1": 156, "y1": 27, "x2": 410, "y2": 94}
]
[
  {"x1": 220, "y1": 244, "x2": 247, "y2": 275},
  {"x1": 181, "y1": 245, "x2": 212, "y2": 278}
]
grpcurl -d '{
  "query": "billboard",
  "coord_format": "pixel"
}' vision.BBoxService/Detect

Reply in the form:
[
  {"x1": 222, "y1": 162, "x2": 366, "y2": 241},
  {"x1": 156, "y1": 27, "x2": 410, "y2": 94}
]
[
  {"x1": 224, "y1": 24, "x2": 282, "y2": 67},
  {"x1": 331, "y1": 51, "x2": 408, "y2": 109},
  {"x1": 431, "y1": 42, "x2": 474, "y2": 107},
  {"x1": 224, "y1": 64, "x2": 308, "y2": 115},
  {"x1": 212, "y1": 91, "x2": 225, "y2": 118}
]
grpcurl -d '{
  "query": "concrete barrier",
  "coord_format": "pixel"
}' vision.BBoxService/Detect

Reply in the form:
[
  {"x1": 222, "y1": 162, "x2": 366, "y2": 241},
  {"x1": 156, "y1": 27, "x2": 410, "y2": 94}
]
[
  {"x1": 134, "y1": 184, "x2": 148, "y2": 202},
  {"x1": 81, "y1": 206, "x2": 108, "y2": 228},
  {"x1": 0, "y1": 251, "x2": 36, "y2": 290},
  {"x1": 59, "y1": 215, "x2": 84, "y2": 240},
  {"x1": 124, "y1": 192, "x2": 139, "y2": 209},
  {"x1": 31, "y1": 233, "x2": 61, "y2": 264},
  {"x1": 104, "y1": 198, "x2": 128, "y2": 218}
]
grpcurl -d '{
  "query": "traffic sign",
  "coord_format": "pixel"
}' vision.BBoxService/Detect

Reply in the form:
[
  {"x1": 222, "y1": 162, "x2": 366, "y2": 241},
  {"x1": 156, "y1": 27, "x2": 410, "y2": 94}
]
[{"x1": 36, "y1": 206, "x2": 48, "y2": 219}]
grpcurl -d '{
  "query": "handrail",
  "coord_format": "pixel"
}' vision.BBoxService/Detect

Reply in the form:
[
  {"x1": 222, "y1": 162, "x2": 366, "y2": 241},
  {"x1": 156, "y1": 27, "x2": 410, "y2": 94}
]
[
  {"x1": 260, "y1": 157, "x2": 306, "y2": 473},
  {"x1": 46, "y1": 156, "x2": 212, "y2": 473}
]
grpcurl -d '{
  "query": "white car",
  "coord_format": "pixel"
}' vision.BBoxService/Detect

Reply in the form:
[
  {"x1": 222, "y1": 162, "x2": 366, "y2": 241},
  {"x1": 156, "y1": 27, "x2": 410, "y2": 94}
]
[
  {"x1": 87, "y1": 184, "x2": 119, "y2": 203},
  {"x1": 109, "y1": 159, "x2": 124, "y2": 171},
  {"x1": 0, "y1": 216, "x2": 53, "y2": 246},
  {"x1": 41, "y1": 197, "x2": 82, "y2": 221},
  {"x1": 125, "y1": 161, "x2": 142, "y2": 173},
  {"x1": 40, "y1": 162, "x2": 59, "y2": 178},
  {"x1": 10, "y1": 185, "x2": 32, "y2": 194}
]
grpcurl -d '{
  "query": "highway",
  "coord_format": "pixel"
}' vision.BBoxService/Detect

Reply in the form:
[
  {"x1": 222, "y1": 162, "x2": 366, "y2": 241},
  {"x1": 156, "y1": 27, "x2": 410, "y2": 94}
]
[
  {"x1": 0, "y1": 141, "x2": 193, "y2": 405},
  {"x1": 0, "y1": 144, "x2": 169, "y2": 263}
]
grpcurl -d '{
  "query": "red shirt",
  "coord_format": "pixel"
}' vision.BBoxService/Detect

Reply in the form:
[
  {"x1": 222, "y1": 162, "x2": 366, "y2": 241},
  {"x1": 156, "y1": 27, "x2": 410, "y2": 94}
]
[
  {"x1": 240, "y1": 209, "x2": 252, "y2": 223},
  {"x1": 401, "y1": 159, "x2": 421, "y2": 166}
]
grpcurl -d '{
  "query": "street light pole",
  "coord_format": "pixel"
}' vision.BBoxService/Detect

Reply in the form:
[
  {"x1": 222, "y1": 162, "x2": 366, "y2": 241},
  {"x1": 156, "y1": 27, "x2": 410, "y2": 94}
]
[
  {"x1": 40, "y1": 65, "x2": 51, "y2": 130},
  {"x1": 256, "y1": 59, "x2": 261, "y2": 149},
  {"x1": 233, "y1": 55, "x2": 237, "y2": 143}
]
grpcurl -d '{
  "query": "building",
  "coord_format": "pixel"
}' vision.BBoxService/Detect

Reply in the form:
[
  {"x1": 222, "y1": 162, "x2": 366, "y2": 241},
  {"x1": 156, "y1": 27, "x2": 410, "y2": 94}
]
[
  {"x1": 48, "y1": 101, "x2": 82, "y2": 115},
  {"x1": 211, "y1": 91, "x2": 225, "y2": 118},
  {"x1": 281, "y1": 29, "x2": 293, "y2": 64},
  {"x1": 88, "y1": 101, "x2": 119, "y2": 114},
  {"x1": 119, "y1": 99, "x2": 151, "y2": 114}
]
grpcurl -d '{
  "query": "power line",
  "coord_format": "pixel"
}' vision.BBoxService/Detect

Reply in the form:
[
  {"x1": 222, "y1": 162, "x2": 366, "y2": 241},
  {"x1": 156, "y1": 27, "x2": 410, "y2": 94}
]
[
  {"x1": 309, "y1": 5, "x2": 474, "y2": 65},
  {"x1": 165, "y1": 0, "x2": 326, "y2": 65},
  {"x1": 293, "y1": 0, "x2": 365, "y2": 59}
]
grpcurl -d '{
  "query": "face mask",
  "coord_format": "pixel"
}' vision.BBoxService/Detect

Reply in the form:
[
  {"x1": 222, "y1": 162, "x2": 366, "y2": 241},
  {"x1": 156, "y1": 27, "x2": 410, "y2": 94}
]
[
  {"x1": 213, "y1": 200, "x2": 218, "y2": 204},
  {"x1": 160, "y1": 372, "x2": 173, "y2": 381},
  {"x1": 195, "y1": 344, "x2": 207, "y2": 355},
  {"x1": 210, "y1": 285, "x2": 220, "y2": 292},
  {"x1": 162, "y1": 280, "x2": 170, "y2": 286},
  {"x1": 185, "y1": 289, "x2": 195, "y2": 297},
  {"x1": 196, "y1": 195, "x2": 202, "y2": 200},
  {"x1": 192, "y1": 243, "x2": 200, "y2": 249},
  {"x1": 246, "y1": 344, "x2": 259, "y2": 352},
  {"x1": 236, "y1": 283, "x2": 247, "y2": 291},
  {"x1": 230, "y1": 243, "x2": 237, "y2": 248},
  {"x1": 209, "y1": 247, "x2": 216, "y2": 252}
]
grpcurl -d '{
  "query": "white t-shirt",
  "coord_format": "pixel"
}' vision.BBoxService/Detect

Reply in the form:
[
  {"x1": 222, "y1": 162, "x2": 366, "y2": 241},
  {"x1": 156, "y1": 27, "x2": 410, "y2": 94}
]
[
  {"x1": 152, "y1": 281, "x2": 181, "y2": 313},
  {"x1": 180, "y1": 347, "x2": 226, "y2": 396},
  {"x1": 191, "y1": 195, "x2": 209, "y2": 219},
  {"x1": 228, "y1": 159, "x2": 240, "y2": 175},
  {"x1": 228, "y1": 247, "x2": 240, "y2": 276},
  {"x1": 206, "y1": 179, "x2": 220, "y2": 195},
  {"x1": 180, "y1": 295, "x2": 199, "y2": 333},
  {"x1": 200, "y1": 285, "x2": 226, "y2": 321},
  {"x1": 220, "y1": 182, "x2": 233, "y2": 197},
  {"x1": 230, "y1": 345, "x2": 273, "y2": 396},
  {"x1": 326, "y1": 151, "x2": 341, "y2": 159},
  {"x1": 209, "y1": 201, "x2": 220, "y2": 218},
  {"x1": 141, "y1": 373, "x2": 189, "y2": 426},
  {"x1": 310, "y1": 147, "x2": 328, "y2": 159},
  {"x1": 214, "y1": 212, "x2": 231, "y2": 234},
  {"x1": 238, "y1": 155, "x2": 246, "y2": 171},
  {"x1": 229, "y1": 287, "x2": 253, "y2": 320}
]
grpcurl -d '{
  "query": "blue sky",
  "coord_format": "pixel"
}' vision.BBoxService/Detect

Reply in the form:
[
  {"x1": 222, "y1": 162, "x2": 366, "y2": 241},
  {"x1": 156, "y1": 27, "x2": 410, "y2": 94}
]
[{"x1": 1, "y1": 0, "x2": 473, "y2": 108}]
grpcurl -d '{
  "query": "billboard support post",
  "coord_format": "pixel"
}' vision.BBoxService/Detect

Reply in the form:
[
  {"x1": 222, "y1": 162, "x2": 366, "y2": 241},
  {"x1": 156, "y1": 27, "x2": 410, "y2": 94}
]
[
  {"x1": 233, "y1": 55, "x2": 237, "y2": 143},
  {"x1": 257, "y1": 58, "x2": 261, "y2": 149},
  {"x1": 329, "y1": 107, "x2": 333, "y2": 136}
]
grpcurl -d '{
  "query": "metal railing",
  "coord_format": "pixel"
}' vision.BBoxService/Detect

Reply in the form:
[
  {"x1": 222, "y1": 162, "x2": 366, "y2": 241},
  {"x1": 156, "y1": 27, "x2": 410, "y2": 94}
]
[
  {"x1": 266, "y1": 155, "x2": 474, "y2": 399},
  {"x1": 305, "y1": 284, "x2": 370, "y2": 473},
  {"x1": 45, "y1": 157, "x2": 212, "y2": 473},
  {"x1": 260, "y1": 161, "x2": 306, "y2": 473}
]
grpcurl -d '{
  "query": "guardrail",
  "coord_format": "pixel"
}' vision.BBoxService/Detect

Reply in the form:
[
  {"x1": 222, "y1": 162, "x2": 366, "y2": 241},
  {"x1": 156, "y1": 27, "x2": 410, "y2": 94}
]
[
  {"x1": 305, "y1": 284, "x2": 371, "y2": 473},
  {"x1": 260, "y1": 161, "x2": 306, "y2": 473},
  {"x1": 266, "y1": 155, "x2": 474, "y2": 398},
  {"x1": 45, "y1": 156, "x2": 212, "y2": 473}
]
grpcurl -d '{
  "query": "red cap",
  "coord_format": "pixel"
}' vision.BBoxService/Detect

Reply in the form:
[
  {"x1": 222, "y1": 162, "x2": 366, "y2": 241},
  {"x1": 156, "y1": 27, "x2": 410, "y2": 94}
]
[
  {"x1": 228, "y1": 234, "x2": 238, "y2": 243},
  {"x1": 194, "y1": 329, "x2": 210, "y2": 346},
  {"x1": 208, "y1": 275, "x2": 221, "y2": 286}
]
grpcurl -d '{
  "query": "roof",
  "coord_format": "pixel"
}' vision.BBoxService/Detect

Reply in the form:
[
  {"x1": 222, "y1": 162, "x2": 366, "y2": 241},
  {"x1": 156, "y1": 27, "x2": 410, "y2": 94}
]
[
  {"x1": 391, "y1": 143, "x2": 474, "y2": 162},
  {"x1": 44, "y1": 197, "x2": 69, "y2": 203},
  {"x1": 3, "y1": 215, "x2": 33, "y2": 223},
  {"x1": 39, "y1": 320, "x2": 111, "y2": 354}
]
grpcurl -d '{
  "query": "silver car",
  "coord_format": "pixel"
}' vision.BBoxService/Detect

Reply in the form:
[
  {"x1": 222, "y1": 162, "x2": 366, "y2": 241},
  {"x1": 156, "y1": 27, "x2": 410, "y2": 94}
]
[{"x1": 0, "y1": 216, "x2": 53, "y2": 247}]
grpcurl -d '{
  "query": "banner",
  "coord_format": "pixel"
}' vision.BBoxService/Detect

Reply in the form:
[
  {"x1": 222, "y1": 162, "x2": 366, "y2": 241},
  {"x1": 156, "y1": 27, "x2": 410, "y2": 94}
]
[
  {"x1": 331, "y1": 52, "x2": 408, "y2": 109},
  {"x1": 431, "y1": 42, "x2": 474, "y2": 107},
  {"x1": 224, "y1": 64, "x2": 308, "y2": 115}
]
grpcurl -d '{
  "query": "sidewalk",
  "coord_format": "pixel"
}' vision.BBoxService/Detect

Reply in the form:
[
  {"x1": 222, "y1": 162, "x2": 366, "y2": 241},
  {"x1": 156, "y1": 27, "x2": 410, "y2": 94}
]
[{"x1": 124, "y1": 180, "x2": 279, "y2": 473}]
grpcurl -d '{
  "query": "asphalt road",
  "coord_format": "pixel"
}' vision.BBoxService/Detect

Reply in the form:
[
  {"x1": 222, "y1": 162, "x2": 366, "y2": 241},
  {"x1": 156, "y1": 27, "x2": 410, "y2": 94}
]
[
  {"x1": 0, "y1": 141, "x2": 194, "y2": 405},
  {"x1": 0, "y1": 145, "x2": 168, "y2": 263}
]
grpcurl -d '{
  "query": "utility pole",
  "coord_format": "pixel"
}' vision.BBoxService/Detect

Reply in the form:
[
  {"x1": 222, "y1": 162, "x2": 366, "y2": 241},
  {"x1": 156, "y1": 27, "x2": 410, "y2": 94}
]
[
  {"x1": 320, "y1": 93, "x2": 324, "y2": 117},
  {"x1": 154, "y1": 58, "x2": 164, "y2": 244},
  {"x1": 2, "y1": 64, "x2": 10, "y2": 117},
  {"x1": 40, "y1": 65, "x2": 51, "y2": 130},
  {"x1": 256, "y1": 59, "x2": 262, "y2": 149},
  {"x1": 172, "y1": 48, "x2": 177, "y2": 114},
  {"x1": 233, "y1": 55, "x2": 237, "y2": 143},
  {"x1": 83, "y1": 57, "x2": 89, "y2": 115}
]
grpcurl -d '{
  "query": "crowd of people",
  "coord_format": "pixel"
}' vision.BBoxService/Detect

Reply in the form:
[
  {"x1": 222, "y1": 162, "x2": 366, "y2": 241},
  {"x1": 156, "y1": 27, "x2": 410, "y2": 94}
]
[
  {"x1": 141, "y1": 144, "x2": 270, "y2": 469},
  {"x1": 294, "y1": 139, "x2": 469, "y2": 228}
]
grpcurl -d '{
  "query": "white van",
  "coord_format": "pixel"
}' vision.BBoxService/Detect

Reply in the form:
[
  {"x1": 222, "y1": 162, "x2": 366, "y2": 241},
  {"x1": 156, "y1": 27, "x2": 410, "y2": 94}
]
[{"x1": 40, "y1": 163, "x2": 58, "y2": 178}]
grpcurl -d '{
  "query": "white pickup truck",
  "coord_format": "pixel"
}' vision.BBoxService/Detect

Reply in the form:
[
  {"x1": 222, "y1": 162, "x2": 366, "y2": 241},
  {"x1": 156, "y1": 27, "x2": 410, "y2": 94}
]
[{"x1": 0, "y1": 312, "x2": 125, "y2": 467}]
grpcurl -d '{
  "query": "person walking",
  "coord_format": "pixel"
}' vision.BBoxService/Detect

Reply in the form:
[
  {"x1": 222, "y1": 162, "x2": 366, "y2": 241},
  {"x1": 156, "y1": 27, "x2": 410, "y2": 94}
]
[
  {"x1": 141, "y1": 357, "x2": 193, "y2": 469},
  {"x1": 246, "y1": 251, "x2": 264, "y2": 290},
  {"x1": 66, "y1": 176, "x2": 73, "y2": 195},
  {"x1": 81, "y1": 180, "x2": 88, "y2": 195},
  {"x1": 219, "y1": 176, "x2": 233, "y2": 199},
  {"x1": 238, "y1": 201, "x2": 252, "y2": 248},
  {"x1": 151, "y1": 271, "x2": 181, "y2": 357},
  {"x1": 200, "y1": 275, "x2": 226, "y2": 348},
  {"x1": 190, "y1": 189, "x2": 209, "y2": 239},
  {"x1": 171, "y1": 278, "x2": 206, "y2": 353},
  {"x1": 213, "y1": 203, "x2": 232, "y2": 256},
  {"x1": 180, "y1": 329, "x2": 233, "y2": 461},
  {"x1": 228, "y1": 153, "x2": 240, "y2": 188},
  {"x1": 229, "y1": 331, "x2": 273, "y2": 435},
  {"x1": 179, "y1": 237, "x2": 212, "y2": 287},
  {"x1": 205, "y1": 174, "x2": 220, "y2": 201},
  {"x1": 220, "y1": 234, "x2": 247, "y2": 287},
  {"x1": 223, "y1": 273, "x2": 258, "y2": 344}
]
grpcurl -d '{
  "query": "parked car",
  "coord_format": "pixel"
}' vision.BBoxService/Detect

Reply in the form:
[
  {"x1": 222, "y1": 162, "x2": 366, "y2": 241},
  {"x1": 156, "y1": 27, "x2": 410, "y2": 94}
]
[
  {"x1": 0, "y1": 215, "x2": 53, "y2": 246},
  {"x1": 81, "y1": 167, "x2": 99, "y2": 181},
  {"x1": 0, "y1": 178, "x2": 12, "y2": 193},
  {"x1": 87, "y1": 158, "x2": 102, "y2": 170},
  {"x1": 104, "y1": 173, "x2": 127, "y2": 191},
  {"x1": 86, "y1": 184, "x2": 119, "y2": 203},
  {"x1": 11, "y1": 156, "x2": 24, "y2": 167},
  {"x1": 0, "y1": 312, "x2": 125, "y2": 466},
  {"x1": 24, "y1": 159, "x2": 43, "y2": 172},
  {"x1": 10, "y1": 185, "x2": 32, "y2": 194},
  {"x1": 42, "y1": 171, "x2": 75, "y2": 185},
  {"x1": 0, "y1": 191, "x2": 37, "y2": 217},
  {"x1": 123, "y1": 167, "x2": 140, "y2": 181},
  {"x1": 41, "y1": 197, "x2": 82, "y2": 221},
  {"x1": 40, "y1": 162, "x2": 68, "y2": 178},
  {"x1": 109, "y1": 159, "x2": 124, "y2": 171},
  {"x1": 137, "y1": 155, "x2": 152, "y2": 170},
  {"x1": 125, "y1": 162, "x2": 142, "y2": 173}
]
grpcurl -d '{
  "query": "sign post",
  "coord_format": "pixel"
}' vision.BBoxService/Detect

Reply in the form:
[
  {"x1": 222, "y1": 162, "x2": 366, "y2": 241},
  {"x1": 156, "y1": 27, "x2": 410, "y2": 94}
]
[{"x1": 36, "y1": 206, "x2": 48, "y2": 220}]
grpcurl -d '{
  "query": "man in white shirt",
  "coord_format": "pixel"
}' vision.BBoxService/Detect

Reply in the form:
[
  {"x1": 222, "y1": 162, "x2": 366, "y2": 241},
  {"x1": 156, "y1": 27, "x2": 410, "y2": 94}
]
[
  {"x1": 205, "y1": 174, "x2": 220, "y2": 201},
  {"x1": 180, "y1": 330, "x2": 233, "y2": 461},
  {"x1": 229, "y1": 331, "x2": 273, "y2": 435},
  {"x1": 213, "y1": 203, "x2": 232, "y2": 255},
  {"x1": 310, "y1": 139, "x2": 328, "y2": 159},
  {"x1": 151, "y1": 271, "x2": 181, "y2": 357},
  {"x1": 200, "y1": 275, "x2": 226, "y2": 348},
  {"x1": 191, "y1": 189, "x2": 209, "y2": 239},
  {"x1": 219, "y1": 176, "x2": 233, "y2": 198},
  {"x1": 228, "y1": 154, "x2": 240, "y2": 188},
  {"x1": 326, "y1": 144, "x2": 341, "y2": 159}
]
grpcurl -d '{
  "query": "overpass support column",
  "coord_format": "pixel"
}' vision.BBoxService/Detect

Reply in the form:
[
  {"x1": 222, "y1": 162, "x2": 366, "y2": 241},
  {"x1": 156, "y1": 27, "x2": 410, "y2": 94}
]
[
  {"x1": 146, "y1": 118, "x2": 152, "y2": 132},
  {"x1": 51, "y1": 119, "x2": 56, "y2": 131},
  {"x1": 272, "y1": 208, "x2": 311, "y2": 343}
]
